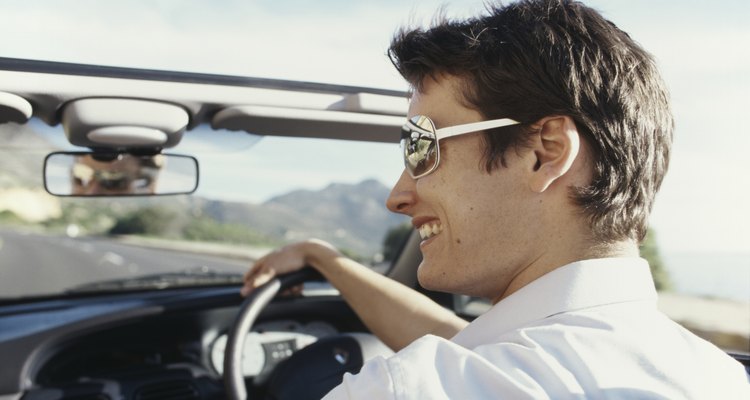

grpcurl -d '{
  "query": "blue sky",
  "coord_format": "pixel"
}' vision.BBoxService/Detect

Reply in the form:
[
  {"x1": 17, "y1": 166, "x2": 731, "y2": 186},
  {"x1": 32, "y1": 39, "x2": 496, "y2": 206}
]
[{"x1": 1, "y1": 0, "x2": 749, "y2": 258}]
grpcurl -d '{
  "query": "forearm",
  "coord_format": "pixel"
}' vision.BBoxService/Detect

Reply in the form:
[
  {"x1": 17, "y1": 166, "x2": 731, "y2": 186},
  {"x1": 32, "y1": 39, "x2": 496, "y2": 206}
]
[{"x1": 303, "y1": 240, "x2": 468, "y2": 351}]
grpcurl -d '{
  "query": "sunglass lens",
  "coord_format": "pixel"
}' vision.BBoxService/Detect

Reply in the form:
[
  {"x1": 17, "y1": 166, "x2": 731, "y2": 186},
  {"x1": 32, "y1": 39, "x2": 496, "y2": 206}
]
[{"x1": 401, "y1": 115, "x2": 438, "y2": 178}]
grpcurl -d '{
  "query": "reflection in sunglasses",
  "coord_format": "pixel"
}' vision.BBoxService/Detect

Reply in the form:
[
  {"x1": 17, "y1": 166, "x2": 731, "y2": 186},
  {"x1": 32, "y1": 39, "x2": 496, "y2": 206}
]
[{"x1": 400, "y1": 114, "x2": 520, "y2": 179}]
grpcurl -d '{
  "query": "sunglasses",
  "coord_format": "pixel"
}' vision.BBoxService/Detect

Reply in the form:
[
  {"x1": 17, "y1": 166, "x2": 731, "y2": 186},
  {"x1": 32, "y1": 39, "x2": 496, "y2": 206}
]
[{"x1": 400, "y1": 115, "x2": 521, "y2": 179}]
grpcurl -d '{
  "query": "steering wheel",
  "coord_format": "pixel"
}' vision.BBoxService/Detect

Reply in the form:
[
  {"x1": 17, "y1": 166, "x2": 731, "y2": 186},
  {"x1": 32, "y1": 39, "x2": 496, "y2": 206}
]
[{"x1": 224, "y1": 268, "x2": 322, "y2": 400}]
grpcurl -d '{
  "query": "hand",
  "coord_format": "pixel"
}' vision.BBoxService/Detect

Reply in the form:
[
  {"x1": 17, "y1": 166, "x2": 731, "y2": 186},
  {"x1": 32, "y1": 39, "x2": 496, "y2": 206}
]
[{"x1": 240, "y1": 239, "x2": 339, "y2": 296}]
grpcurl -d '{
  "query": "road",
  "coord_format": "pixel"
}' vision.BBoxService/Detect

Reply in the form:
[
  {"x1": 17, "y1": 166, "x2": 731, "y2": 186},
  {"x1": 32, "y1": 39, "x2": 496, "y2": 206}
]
[{"x1": 0, "y1": 228, "x2": 251, "y2": 300}]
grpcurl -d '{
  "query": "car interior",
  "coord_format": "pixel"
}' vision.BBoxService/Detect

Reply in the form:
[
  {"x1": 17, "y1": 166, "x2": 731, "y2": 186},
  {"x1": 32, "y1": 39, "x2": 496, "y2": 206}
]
[
  {"x1": 0, "y1": 57, "x2": 441, "y2": 400},
  {"x1": 0, "y1": 55, "x2": 748, "y2": 400}
]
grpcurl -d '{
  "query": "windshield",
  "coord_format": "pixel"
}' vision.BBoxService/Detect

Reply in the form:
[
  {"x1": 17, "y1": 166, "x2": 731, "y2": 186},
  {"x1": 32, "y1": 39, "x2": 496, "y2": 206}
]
[
  {"x1": 0, "y1": 0, "x2": 747, "y2": 354},
  {"x1": 0, "y1": 121, "x2": 408, "y2": 298}
]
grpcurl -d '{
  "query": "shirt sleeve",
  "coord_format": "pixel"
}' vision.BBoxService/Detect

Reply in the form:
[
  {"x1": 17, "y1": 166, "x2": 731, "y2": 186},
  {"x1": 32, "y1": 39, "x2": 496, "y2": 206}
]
[
  {"x1": 321, "y1": 335, "x2": 540, "y2": 399},
  {"x1": 322, "y1": 355, "x2": 396, "y2": 399}
]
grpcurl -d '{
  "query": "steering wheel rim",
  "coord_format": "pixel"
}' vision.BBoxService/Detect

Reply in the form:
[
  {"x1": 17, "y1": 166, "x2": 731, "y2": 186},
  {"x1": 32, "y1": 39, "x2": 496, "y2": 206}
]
[{"x1": 224, "y1": 268, "x2": 323, "y2": 400}]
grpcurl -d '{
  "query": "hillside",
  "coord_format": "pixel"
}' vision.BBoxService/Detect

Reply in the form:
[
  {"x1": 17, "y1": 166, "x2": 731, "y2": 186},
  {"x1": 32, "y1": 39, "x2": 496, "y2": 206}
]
[
  {"x1": 198, "y1": 179, "x2": 407, "y2": 257},
  {"x1": 0, "y1": 123, "x2": 57, "y2": 189}
]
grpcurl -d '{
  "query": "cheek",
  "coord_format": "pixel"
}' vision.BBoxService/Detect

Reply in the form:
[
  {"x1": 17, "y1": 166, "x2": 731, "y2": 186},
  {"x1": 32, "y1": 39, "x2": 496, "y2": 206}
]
[
  {"x1": 446, "y1": 174, "x2": 525, "y2": 245},
  {"x1": 449, "y1": 203, "x2": 493, "y2": 247}
]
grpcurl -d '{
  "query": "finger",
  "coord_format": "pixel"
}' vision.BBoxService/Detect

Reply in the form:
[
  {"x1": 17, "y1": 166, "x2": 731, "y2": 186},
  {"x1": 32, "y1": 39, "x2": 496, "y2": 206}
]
[
  {"x1": 240, "y1": 275, "x2": 260, "y2": 296},
  {"x1": 279, "y1": 284, "x2": 304, "y2": 297},
  {"x1": 288, "y1": 284, "x2": 303, "y2": 296},
  {"x1": 250, "y1": 268, "x2": 276, "y2": 289},
  {"x1": 243, "y1": 257, "x2": 266, "y2": 282},
  {"x1": 241, "y1": 264, "x2": 273, "y2": 296}
]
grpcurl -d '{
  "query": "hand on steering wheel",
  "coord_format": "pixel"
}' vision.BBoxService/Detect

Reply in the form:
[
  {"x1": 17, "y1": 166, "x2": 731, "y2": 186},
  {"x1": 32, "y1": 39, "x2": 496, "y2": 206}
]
[{"x1": 240, "y1": 239, "x2": 338, "y2": 297}]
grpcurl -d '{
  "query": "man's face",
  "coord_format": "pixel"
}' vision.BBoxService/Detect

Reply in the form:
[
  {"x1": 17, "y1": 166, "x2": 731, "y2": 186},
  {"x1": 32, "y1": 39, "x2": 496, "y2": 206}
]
[
  {"x1": 71, "y1": 155, "x2": 156, "y2": 195},
  {"x1": 386, "y1": 76, "x2": 543, "y2": 301}
]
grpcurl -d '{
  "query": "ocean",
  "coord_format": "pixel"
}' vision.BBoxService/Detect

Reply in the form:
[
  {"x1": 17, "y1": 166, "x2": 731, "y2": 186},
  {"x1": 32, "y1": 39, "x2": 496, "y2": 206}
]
[{"x1": 662, "y1": 252, "x2": 750, "y2": 303}]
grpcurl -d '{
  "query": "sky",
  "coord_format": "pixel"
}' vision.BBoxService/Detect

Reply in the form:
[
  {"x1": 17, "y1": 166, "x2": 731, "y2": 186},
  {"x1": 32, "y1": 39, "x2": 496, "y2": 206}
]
[{"x1": 1, "y1": 0, "x2": 749, "y2": 259}]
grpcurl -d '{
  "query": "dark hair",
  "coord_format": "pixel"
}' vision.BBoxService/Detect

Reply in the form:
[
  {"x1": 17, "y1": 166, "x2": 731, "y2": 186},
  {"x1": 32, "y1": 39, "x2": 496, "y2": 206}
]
[{"x1": 388, "y1": 0, "x2": 673, "y2": 243}]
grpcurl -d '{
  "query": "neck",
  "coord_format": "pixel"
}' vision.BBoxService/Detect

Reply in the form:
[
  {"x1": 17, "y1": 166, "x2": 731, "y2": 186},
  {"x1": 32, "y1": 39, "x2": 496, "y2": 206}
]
[{"x1": 491, "y1": 239, "x2": 639, "y2": 304}]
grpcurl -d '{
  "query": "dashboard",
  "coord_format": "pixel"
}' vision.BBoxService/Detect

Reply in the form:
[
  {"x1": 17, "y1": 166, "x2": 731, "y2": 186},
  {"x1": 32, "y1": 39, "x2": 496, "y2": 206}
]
[
  {"x1": 0, "y1": 285, "x2": 370, "y2": 400},
  {"x1": 3, "y1": 279, "x2": 747, "y2": 400},
  {"x1": 210, "y1": 320, "x2": 339, "y2": 381}
]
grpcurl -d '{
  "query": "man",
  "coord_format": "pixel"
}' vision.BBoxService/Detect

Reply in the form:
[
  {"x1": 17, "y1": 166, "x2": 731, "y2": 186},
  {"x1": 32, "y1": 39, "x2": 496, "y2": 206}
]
[
  {"x1": 243, "y1": 0, "x2": 750, "y2": 397},
  {"x1": 71, "y1": 153, "x2": 163, "y2": 195}
]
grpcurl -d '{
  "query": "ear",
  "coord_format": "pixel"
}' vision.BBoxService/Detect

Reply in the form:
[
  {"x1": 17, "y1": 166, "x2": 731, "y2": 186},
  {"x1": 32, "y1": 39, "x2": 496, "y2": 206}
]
[{"x1": 528, "y1": 116, "x2": 581, "y2": 193}]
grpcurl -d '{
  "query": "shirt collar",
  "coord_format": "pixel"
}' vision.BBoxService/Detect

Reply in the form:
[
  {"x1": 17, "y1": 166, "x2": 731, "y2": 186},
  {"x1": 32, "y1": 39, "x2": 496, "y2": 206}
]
[{"x1": 451, "y1": 257, "x2": 657, "y2": 349}]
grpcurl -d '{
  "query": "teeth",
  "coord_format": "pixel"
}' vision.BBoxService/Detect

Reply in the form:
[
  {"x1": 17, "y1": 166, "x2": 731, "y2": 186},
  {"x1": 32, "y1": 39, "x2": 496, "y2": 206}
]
[{"x1": 418, "y1": 223, "x2": 443, "y2": 240}]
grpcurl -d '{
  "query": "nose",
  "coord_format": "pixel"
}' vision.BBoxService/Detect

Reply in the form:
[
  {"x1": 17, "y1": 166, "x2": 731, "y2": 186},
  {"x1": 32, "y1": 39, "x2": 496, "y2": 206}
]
[{"x1": 386, "y1": 169, "x2": 417, "y2": 215}]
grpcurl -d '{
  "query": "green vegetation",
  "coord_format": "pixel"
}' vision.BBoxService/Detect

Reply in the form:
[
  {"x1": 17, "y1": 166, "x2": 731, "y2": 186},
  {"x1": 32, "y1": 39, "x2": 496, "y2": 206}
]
[
  {"x1": 183, "y1": 216, "x2": 276, "y2": 246},
  {"x1": 382, "y1": 222, "x2": 412, "y2": 262},
  {"x1": 32, "y1": 201, "x2": 279, "y2": 248},
  {"x1": 641, "y1": 228, "x2": 671, "y2": 291},
  {"x1": 106, "y1": 206, "x2": 277, "y2": 247},
  {"x1": 42, "y1": 202, "x2": 116, "y2": 235},
  {"x1": 109, "y1": 206, "x2": 177, "y2": 236},
  {"x1": 0, "y1": 210, "x2": 25, "y2": 225},
  {"x1": 339, "y1": 248, "x2": 366, "y2": 263}
]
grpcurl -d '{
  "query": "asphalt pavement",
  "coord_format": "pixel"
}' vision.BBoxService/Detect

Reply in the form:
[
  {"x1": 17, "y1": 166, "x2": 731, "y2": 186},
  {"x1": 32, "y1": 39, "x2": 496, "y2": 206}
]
[{"x1": 0, "y1": 228, "x2": 251, "y2": 300}]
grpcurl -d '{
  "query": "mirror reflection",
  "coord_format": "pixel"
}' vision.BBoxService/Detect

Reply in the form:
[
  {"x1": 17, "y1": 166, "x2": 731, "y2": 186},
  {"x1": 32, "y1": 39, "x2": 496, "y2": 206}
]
[{"x1": 44, "y1": 152, "x2": 199, "y2": 196}]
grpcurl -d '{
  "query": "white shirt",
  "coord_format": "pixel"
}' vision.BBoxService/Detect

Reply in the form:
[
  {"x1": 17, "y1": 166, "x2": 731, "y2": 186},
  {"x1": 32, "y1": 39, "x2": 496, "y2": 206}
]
[{"x1": 324, "y1": 258, "x2": 750, "y2": 399}]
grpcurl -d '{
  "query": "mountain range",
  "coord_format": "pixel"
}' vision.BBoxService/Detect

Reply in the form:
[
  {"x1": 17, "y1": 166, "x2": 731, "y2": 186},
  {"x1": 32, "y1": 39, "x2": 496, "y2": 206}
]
[{"x1": 196, "y1": 179, "x2": 407, "y2": 256}]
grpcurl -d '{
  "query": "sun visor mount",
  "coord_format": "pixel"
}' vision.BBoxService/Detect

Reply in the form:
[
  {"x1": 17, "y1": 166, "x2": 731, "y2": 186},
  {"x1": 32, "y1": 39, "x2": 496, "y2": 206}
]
[
  {"x1": 212, "y1": 105, "x2": 403, "y2": 143},
  {"x1": 328, "y1": 93, "x2": 407, "y2": 116},
  {"x1": 87, "y1": 126, "x2": 168, "y2": 146},
  {"x1": 0, "y1": 91, "x2": 33, "y2": 124},
  {"x1": 62, "y1": 98, "x2": 189, "y2": 149}
]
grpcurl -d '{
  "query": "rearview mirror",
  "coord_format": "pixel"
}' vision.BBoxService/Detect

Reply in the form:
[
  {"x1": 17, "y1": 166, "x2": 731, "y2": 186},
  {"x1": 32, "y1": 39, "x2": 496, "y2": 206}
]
[{"x1": 44, "y1": 152, "x2": 199, "y2": 196}]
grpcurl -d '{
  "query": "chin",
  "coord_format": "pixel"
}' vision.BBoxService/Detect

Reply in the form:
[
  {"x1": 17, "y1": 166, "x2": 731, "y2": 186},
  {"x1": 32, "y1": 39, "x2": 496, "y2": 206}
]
[{"x1": 416, "y1": 262, "x2": 456, "y2": 294}]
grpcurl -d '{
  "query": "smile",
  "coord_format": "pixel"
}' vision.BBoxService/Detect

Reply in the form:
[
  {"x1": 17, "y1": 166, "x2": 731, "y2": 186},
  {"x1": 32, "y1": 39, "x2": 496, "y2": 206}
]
[{"x1": 418, "y1": 222, "x2": 443, "y2": 240}]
